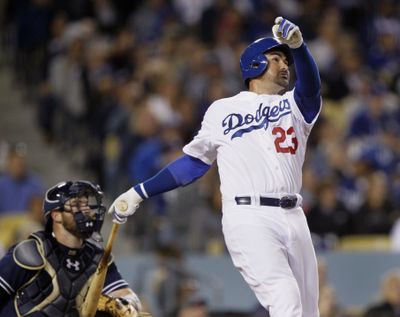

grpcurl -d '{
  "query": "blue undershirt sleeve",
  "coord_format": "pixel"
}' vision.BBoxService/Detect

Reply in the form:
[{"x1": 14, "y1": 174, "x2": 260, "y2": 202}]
[
  {"x1": 292, "y1": 43, "x2": 322, "y2": 123},
  {"x1": 134, "y1": 155, "x2": 211, "y2": 198}
]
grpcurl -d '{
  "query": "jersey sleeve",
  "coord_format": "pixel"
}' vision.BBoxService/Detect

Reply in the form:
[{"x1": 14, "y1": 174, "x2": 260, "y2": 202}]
[
  {"x1": 291, "y1": 43, "x2": 322, "y2": 124},
  {"x1": 286, "y1": 90, "x2": 321, "y2": 127},
  {"x1": 102, "y1": 262, "x2": 130, "y2": 295},
  {"x1": 183, "y1": 107, "x2": 218, "y2": 165},
  {"x1": 0, "y1": 247, "x2": 35, "y2": 305}
]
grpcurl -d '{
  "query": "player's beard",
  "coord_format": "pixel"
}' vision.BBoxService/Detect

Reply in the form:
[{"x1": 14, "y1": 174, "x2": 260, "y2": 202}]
[
  {"x1": 62, "y1": 212, "x2": 84, "y2": 239},
  {"x1": 275, "y1": 71, "x2": 290, "y2": 89}
]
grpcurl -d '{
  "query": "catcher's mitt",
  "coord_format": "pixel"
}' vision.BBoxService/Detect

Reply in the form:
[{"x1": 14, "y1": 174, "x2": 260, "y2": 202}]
[{"x1": 96, "y1": 294, "x2": 151, "y2": 317}]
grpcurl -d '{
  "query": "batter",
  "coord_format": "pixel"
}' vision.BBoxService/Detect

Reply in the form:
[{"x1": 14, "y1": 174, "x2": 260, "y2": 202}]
[{"x1": 110, "y1": 17, "x2": 322, "y2": 317}]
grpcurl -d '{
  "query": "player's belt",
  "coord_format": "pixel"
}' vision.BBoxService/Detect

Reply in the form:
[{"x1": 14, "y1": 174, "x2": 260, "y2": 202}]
[{"x1": 234, "y1": 195, "x2": 298, "y2": 209}]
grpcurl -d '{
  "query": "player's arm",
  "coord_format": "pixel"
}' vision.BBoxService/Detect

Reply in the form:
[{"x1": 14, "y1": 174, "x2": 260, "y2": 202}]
[
  {"x1": 292, "y1": 43, "x2": 321, "y2": 123},
  {"x1": 0, "y1": 250, "x2": 15, "y2": 305},
  {"x1": 134, "y1": 154, "x2": 211, "y2": 199},
  {"x1": 109, "y1": 154, "x2": 211, "y2": 224},
  {"x1": 273, "y1": 17, "x2": 321, "y2": 123},
  {"x1": 0, "y1": 245, "x2": 37, "y2": 306},
  {"x1": 96, "y1": 261, "x2": 144, "y2": 315},
  {"x1": 110, "y1": 105, "x2": 216, "y2": 223},
  {"x1": 0, "y1": 283, "x2": 10, "y2": 306}
]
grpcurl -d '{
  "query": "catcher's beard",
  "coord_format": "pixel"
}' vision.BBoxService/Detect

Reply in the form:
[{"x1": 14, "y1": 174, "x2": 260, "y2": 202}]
[{"x1": 61, "y1": 212, "x2": 90, "y2": 239}]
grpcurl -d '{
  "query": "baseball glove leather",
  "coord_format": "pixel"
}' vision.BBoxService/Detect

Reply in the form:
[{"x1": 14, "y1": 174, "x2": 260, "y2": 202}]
[{"x1": 96, "y1": 294, "x2": 139, "y2": 317}]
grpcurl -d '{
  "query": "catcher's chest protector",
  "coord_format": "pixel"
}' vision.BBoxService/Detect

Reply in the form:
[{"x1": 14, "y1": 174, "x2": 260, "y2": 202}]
[{"x1": 14, "y1": 232, "x2": 104, "y2": 317}]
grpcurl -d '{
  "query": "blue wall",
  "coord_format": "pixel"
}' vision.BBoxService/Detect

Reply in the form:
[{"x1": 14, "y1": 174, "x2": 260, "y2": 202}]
[
  {"x1": 321, "y1": 251, "x2": 400, "y2": 309},
  {"x1": 115, "y1": 251, "x2": 400, "y2": 312}
]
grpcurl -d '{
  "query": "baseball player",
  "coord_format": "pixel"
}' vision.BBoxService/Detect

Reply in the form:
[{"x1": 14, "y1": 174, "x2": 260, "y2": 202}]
[
  {"x1": 110, "y1": 17, "x2": 322, "y2": 317},
  {"x1": 0, "y1": 180, "x2": 142, "y2": 317}
]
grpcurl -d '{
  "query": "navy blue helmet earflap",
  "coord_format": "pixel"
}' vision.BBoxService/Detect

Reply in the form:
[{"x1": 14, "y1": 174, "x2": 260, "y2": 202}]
[{"x1": 240, "y1": 37, "x2": 293, "y2": 88}]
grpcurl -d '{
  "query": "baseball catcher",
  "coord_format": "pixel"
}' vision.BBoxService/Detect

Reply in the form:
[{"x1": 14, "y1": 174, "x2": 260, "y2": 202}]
[{"x1": 0, "y1": 180, "x2": 144, "y2": 317}]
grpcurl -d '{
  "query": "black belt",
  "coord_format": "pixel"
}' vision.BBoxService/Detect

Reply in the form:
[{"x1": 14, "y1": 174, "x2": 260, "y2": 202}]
[{"x1": 235, "y1": 195, "x2": 298, "y2": 209}]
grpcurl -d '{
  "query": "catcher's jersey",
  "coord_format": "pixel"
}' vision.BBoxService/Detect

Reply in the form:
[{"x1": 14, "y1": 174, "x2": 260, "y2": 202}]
[
  {"x1": 183, "y1": 90, "x2": 320, "y2": 200},
  {"x1": 0, "y1": 234, "x2": 129, "y2": 317}
]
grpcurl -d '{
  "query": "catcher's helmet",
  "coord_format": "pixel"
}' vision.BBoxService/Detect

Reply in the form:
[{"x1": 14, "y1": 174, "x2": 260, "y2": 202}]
[
  {"x1": 43, "y1": 180, "x2": 106, "y2": 240},
  {"x1": 240, "y1": 37, "x2": 293, "y2": 88}
]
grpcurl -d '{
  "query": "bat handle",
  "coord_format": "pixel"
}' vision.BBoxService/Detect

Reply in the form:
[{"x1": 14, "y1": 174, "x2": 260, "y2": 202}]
[
  {"x1": 102, "y1": 223, "x2": 120, "y2": 262},
  {"x1": 81, "y1": 223, "x2": 120, "y2": 317}
]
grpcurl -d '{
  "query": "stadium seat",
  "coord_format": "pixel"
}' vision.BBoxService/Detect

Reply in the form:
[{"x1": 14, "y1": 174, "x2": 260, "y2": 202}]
[{"x1": 338, "y1": 235, "x2": 391, "y2": 251}]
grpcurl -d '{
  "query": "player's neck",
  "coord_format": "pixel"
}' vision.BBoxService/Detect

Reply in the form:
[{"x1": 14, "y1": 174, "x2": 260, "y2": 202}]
[
  {"x1": 53, "y1": 226, "x2": 83, "y2": 249},
  {"x1": 249, "y1": 80, "x2": 284, "y2": 95}
]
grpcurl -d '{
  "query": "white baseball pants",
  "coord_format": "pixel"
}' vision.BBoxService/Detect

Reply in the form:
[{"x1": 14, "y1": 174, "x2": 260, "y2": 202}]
[{"x1": 222, "y1": 202, "x2": 319, "y2": 317}]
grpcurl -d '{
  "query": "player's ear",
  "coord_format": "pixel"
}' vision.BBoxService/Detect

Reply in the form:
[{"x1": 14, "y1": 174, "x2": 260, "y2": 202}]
[{"x1": 51, "y1": 210, "x2": 63, "y2": 224}]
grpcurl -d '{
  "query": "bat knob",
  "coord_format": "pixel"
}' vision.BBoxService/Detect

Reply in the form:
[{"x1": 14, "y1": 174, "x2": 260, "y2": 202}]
[{"x1": 117, "y1": 200, "x2": 129, "y2": 213}]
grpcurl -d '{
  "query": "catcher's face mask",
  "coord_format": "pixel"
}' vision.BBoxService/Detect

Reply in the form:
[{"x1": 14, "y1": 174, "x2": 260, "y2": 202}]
[{"x1": 44, "y1": 180, "x2": 106, "y2": 241}]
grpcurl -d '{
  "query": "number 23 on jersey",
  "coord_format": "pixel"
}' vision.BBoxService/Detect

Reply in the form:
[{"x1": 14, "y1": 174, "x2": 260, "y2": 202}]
[{"x1": 272, "y1": 126, "x2": 298, "y2": 154}]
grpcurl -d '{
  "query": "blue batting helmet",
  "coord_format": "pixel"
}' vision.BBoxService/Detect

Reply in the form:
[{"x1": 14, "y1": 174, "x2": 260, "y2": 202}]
[{"x1": 240, "y1": 37, "x2": 293, "y2": 87}]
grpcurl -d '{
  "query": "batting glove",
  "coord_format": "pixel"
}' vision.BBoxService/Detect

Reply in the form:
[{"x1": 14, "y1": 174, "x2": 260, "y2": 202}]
[
  {"x1": 272, "y1": 17, "x2": 303, "y2": 49},
  {"x1": 108, "y1": 188, "x2": 143, "y2": 224}
]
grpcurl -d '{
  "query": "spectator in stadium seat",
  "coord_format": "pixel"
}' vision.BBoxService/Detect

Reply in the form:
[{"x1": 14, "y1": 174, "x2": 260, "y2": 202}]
[
  {"x1": 353, "y1": 171, "x2": 397, "y2": 234},
  {"x1": 364, "y1": 269, "x2": 400, "y2": 317},
  {"x1": 177, "y1": 293, "x2": 209, "y2": 317},
  {"x1": 0, "y1": 143, "x2": 44, "y2": 214},
  {"x1": 307, "y1": 180, "x2": 353, "y2": 239}
]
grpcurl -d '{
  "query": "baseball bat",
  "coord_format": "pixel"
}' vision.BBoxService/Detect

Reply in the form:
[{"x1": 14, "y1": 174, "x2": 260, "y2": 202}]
[{"x1": 81, "y1": 222, "x2": 120, "y2": 317}]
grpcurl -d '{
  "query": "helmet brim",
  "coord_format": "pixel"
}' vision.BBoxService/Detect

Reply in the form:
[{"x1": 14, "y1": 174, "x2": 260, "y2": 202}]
[{"x1": 264, "y1": 44, "x2": 293, "y2": 65}]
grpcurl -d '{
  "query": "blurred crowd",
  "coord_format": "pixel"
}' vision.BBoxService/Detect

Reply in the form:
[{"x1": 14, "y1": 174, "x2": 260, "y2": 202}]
[
  {"x1": 0, "y1": 0, "x2": 400, "y2": 254},
  {"x1": 0, "y1": 0, "x2": 400, "y2": 316}
]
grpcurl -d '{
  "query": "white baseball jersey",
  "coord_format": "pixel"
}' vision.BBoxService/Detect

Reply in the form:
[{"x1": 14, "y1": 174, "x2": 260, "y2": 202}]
[
  {"x1": 183, "y1": 89, "x2": 321, "y2": 317},
  {"x1": 183, "y1": 89, "x2": 319, "y2": 201}
]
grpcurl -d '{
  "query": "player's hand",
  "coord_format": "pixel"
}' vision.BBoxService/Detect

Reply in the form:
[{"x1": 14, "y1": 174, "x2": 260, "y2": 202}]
[
  {"x1": 108, "y1": 188, "x2": 143, "y2": 224},
  {"x1": 114, "y1": 297, "x2": 138, "y2": 317},
  {"x1": 97, "y1": 294, "x2": 139, "y2": 317},
  {"x1": 272, "y1": 17, "x2": 303, "y2": 49}
]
